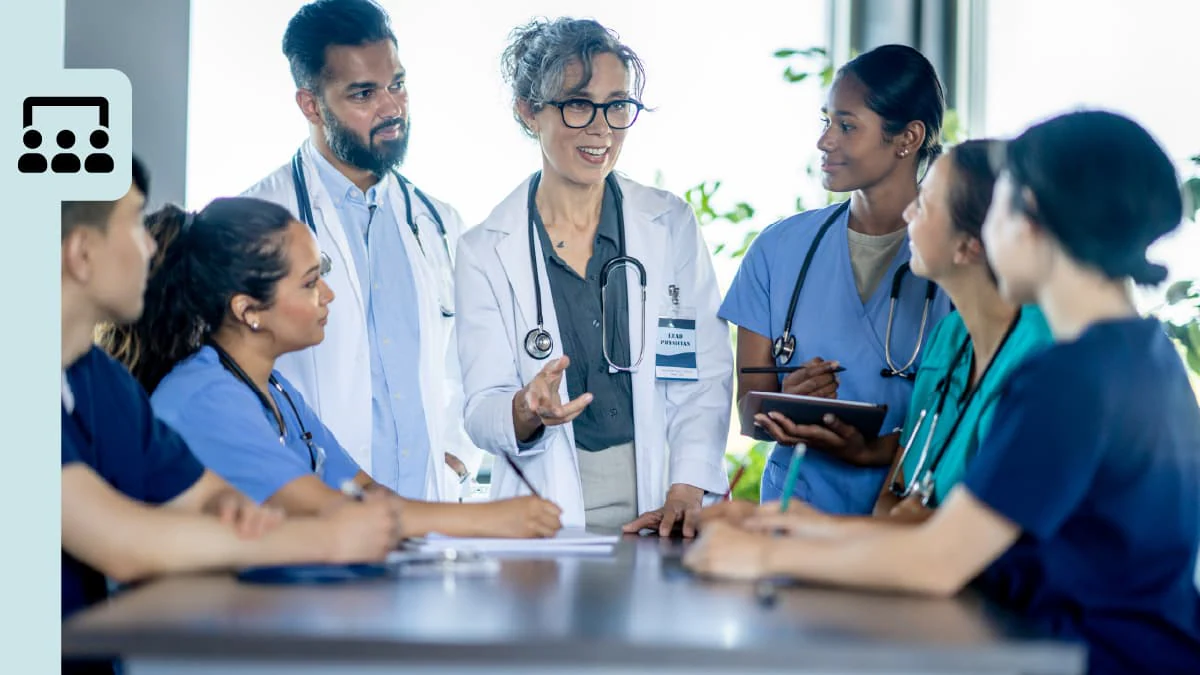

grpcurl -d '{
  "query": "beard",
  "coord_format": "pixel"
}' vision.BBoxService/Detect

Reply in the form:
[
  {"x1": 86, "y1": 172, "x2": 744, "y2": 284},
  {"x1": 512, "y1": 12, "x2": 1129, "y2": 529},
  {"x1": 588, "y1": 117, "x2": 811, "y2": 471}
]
[{"x1": 319, "y1": 100, "x2": 409, "y2": 177}]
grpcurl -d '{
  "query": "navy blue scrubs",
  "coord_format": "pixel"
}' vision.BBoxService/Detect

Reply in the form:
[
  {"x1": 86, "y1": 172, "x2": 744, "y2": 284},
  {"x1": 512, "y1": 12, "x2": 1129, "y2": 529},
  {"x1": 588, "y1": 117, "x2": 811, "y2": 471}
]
[{"x1": 964, "y1": 318, "x2": 1200, "y2": 674}]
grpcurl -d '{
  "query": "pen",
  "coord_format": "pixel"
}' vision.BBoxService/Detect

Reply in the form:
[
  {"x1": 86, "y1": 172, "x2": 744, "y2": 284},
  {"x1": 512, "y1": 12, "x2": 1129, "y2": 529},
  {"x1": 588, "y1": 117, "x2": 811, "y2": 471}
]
[
  {"x1": 740, "y1": 365, "x2": 846, "y2": 375},
  {"x1": 778, "y1": 444, "x2": 808, "y2": 513},
  {"x1": 341, "y1": 480, "x2": 365, "y2": 501},
  {"x1": 722, "y1": 463, "x2": 748, "y2": 501},
  {"x1": 501, "y1": 453, "x2": 543, "y2": 500},
  {"x1": 758, "y1": 444, "x2": 808, "y2": 606}
]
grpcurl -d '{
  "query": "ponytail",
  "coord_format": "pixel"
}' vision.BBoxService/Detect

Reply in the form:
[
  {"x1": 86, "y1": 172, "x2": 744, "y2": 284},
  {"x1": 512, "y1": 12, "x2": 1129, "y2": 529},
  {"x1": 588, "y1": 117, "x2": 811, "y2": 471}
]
[{"x1": 98, "y1": 197, "x2": 294, "y2": 392}]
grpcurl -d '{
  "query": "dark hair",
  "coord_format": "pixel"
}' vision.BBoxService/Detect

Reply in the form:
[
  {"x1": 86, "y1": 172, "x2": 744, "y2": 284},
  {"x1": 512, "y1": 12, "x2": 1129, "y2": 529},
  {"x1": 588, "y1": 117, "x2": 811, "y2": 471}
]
[
  {"x1": 837, "y1": 44, "x2": 946, "y2": 167},
  {"x1": 98, "y1": 197, "x2": 295, "y2": 393},
  {"x1": 282, "y1": 0, "x2": 397, "y2": 93},
  {"x1": 1000, "y1": 110, "x2": 1181, "y2": 285},
  {"x1": 944, "y1": 139, "x2": 1002, "y2": 241},
  {"x1": 502, "y1": 17, "x2": 647, "y2": 137},
  {"x1": 62, "y1": 155, "x2": 150, "y2": 241}
]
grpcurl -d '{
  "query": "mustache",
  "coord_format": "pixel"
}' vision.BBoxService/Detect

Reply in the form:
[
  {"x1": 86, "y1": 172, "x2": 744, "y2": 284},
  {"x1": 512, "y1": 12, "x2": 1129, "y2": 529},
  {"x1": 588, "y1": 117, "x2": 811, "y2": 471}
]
[{"x1": 371, "y1": 118, "x2": 406, "y2": 140}]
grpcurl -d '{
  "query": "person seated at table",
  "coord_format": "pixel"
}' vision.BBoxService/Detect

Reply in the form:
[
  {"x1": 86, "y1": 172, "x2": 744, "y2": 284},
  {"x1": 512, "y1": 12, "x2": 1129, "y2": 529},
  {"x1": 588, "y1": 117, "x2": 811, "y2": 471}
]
[
  {"x1": 684, "y1": 110, "x2": 1200, "y2": 674},
  {"x1": 99, "y1": 196, "x2": 562, "y2": 539},
  {"x1": 704, "y1": 139, "x2": 1054, "y2": 530},
  {"x1": 63, "y1": 159, "x2": 402, "y2": 675}
]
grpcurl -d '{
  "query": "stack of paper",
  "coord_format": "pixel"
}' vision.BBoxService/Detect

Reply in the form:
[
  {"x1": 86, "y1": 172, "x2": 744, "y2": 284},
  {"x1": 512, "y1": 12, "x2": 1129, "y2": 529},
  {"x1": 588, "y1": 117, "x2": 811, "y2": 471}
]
[{"x1": 402, "y1": 527, "x2": 619, "y2": 556}]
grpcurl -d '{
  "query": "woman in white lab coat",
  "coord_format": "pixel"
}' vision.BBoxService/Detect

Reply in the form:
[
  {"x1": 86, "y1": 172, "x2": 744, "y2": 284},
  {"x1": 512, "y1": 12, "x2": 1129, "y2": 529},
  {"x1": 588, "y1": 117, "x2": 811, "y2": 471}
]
[{"x1": 455, "y1": 17, "x2": 732, "y2": 533}]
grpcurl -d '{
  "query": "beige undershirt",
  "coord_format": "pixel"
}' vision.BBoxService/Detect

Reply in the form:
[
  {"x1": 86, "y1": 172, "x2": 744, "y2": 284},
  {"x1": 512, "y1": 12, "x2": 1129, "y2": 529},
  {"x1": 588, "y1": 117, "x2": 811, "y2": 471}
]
[{"x1": 846, "y1": 228, "x2": 909, "y2": 303}]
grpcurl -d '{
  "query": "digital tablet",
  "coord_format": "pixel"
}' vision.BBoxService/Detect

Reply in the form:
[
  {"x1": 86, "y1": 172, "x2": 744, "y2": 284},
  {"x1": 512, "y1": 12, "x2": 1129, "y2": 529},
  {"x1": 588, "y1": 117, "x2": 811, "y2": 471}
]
[
  {"x1": 236, "y1": 563, "x2": 392, "y2": 585},
  {"x1": 739, "y1": 391, "x2": 888, "y2": 441}
]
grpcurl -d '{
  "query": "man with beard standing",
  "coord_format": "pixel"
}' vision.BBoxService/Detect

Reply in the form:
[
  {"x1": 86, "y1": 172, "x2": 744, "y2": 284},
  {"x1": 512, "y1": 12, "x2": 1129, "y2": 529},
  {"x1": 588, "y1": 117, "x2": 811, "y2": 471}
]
[{"x1": 243, "y1": 0, "x2": 479, "y2": 502}]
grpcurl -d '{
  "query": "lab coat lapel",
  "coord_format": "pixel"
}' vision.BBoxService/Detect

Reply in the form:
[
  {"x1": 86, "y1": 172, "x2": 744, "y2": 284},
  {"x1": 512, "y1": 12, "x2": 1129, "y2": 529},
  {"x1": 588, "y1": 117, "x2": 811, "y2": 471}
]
[
  {"x1": 619, "y1": 175, "x2": 670, "y2": 507},
  {"x1": 491, "y1": 176, "x2": 558, "y2": 364}
]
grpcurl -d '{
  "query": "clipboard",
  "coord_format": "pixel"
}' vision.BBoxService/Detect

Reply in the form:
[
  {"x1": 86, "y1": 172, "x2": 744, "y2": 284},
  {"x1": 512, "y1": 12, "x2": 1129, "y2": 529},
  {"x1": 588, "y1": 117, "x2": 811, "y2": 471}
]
[{"x1": 739, "y1": 391, "x2": 888, "y2": 441}]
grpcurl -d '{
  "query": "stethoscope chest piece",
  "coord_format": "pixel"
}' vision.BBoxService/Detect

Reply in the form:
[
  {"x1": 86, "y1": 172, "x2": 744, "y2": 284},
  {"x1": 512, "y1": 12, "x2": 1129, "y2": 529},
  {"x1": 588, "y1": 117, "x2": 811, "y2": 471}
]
[
  {"x1": 525, "y1": 327, "x2": 554, "y2": 360},
  {"x1": 772, "y1": 333, "x2": 796, "y2": 363}
]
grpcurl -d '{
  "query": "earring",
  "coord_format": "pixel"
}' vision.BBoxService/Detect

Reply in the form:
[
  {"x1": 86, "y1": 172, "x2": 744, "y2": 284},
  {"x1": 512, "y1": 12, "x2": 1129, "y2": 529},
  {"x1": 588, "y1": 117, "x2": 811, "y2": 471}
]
[
  {"x1": 900, "y1": 149, "x2": 910, "y2": 157},
  {"x1": 251, "y1": 321, "x2": 259, "y2": 332}
]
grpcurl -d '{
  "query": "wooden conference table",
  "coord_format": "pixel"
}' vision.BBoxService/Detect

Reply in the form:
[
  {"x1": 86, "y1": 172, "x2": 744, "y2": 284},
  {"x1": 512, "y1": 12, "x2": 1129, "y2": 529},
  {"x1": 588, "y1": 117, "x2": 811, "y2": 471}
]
[{"x1": 63, "y1": 534, "x2": 1085, "y2": 674}]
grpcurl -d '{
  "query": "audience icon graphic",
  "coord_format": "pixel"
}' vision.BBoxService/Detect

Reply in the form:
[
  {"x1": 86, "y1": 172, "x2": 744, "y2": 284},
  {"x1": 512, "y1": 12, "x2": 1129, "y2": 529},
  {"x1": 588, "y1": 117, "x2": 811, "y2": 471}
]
[{"x1": 19, "y1": 96, "x2": 114, "y2": 174}]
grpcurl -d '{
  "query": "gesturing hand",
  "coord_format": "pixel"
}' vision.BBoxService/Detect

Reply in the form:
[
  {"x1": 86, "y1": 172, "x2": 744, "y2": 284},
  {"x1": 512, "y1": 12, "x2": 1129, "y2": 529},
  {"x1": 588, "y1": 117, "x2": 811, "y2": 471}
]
[{"x1": 513, "y1": 356, "x2": 593, "y2": 441}]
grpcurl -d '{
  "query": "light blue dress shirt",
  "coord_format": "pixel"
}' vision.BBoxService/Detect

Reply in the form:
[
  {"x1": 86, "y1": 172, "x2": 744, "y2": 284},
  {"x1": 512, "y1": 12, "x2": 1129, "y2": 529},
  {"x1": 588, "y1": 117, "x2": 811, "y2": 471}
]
[{"x1": 311, "y1": 152, "x2": 431, "y2": 498}]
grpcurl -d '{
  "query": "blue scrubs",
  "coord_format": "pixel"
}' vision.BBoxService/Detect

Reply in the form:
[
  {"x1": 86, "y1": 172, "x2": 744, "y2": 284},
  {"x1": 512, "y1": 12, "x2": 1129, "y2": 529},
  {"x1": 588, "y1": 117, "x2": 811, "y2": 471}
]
[
  {"x1": 720, "y1": 202, "x2": 951, "y2": 515},
  {"x1": 62, "y1": 347, "x2": 206, "y2": 675},
  {"x1": 151, "y1": 346, "x2": 362, "y2": 504},
  {"x1": 964, "y1": 317, "x2": 1200, "y2": 674}
]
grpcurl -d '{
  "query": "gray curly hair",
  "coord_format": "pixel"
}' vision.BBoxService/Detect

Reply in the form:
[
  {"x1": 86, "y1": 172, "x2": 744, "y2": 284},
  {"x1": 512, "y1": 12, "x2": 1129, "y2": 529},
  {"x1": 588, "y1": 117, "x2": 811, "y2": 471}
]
[{"x1": 501, "y1": 17, "x2": 647, "y2": 137}]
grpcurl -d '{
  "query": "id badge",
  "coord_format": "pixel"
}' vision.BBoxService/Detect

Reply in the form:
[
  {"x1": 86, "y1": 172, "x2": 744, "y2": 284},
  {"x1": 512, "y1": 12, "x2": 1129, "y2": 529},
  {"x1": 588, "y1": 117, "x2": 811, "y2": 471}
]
[{"x1": 656, "y1": 286, "x2": 699, "y2": 381}]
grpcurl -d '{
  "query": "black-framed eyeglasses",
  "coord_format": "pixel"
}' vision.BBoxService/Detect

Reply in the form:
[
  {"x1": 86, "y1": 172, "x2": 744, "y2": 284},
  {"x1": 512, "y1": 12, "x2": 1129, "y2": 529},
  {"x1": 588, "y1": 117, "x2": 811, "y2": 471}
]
[{"x1": 546, "y1": 98, "x2": 644, "y2": 130}]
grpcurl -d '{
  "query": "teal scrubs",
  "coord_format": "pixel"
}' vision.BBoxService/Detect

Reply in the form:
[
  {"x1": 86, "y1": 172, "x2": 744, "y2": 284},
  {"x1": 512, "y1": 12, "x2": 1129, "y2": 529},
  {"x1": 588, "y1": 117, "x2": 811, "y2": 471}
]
[{"x1": 896, "y1": 306, "x2": 1053, "y2": 505}]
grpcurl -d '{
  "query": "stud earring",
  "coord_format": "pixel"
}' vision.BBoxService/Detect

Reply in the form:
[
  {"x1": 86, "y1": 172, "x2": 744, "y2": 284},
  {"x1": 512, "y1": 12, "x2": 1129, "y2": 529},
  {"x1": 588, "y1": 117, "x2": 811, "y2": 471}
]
[{"x1": 251, "y1": 321, "x2": 260, "y2": 332}]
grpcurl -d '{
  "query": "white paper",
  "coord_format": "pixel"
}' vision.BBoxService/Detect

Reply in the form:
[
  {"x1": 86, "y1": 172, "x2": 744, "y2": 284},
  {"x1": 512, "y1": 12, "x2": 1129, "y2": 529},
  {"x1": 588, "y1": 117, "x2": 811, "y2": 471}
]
[{"x1": 402, "y1": 527, "x2": 619, "y2": 554}]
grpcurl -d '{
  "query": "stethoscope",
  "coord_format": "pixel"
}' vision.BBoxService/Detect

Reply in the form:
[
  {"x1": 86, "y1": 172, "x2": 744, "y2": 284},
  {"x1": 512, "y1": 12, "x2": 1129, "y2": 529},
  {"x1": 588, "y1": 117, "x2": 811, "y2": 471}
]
[
  {"x1": 772, "y1": 201, "x2": 938, "y2": 380},
  {"x1": 886, "y1": 309, "x2": 1023, "y2": 505},
  {"x1": 210, "y1": 342, "x2": 325, "y2": 473},
  {"x1": 291, "y1": 149, "x2": 456, "y2": 317},
  {"x1": 522, "y1": 171, "x2": 647, "y2": 373}
]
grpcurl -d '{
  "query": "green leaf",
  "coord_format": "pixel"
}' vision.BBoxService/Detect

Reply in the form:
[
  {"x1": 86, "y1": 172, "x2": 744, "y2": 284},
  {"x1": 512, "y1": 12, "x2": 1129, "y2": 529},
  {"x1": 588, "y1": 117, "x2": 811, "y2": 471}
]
[
  {"x1": 820, "y1": 63, "x2": 835, "y2": 87},
  {"x1": 724, "y1": 202, "x2": 755, "y2": 223},
  {"x1": 712, "y1": 243, "x2": 726, "y2": 255},
  {"x1": 943, "y1": 109, "x2": 963, "y2": 145},
  {"x1": 783, "y1": 67, "x2": 810, "y2": 83},
  {"x1": 1166, "y1": 321, "x2": 1189, "y2": 343},
  {"x1": 773, "y1": 48, "x2": 802, "y2": 58},
  {"x1": 1187, "y1": 323, "x2": 1200, "y2": 375},
  {"x1": 795, "y1": 196, "x2": 806, "y2": 212},
  {"x1": 1166, "y1": 280, "x2": 1197, "y2": 305},
  {"x1": 730, "y1": 230, "x2": 760, "y2": 259},
  {"x1": 1183, "y1": 177, "x2": 1200, "y2": 222}
]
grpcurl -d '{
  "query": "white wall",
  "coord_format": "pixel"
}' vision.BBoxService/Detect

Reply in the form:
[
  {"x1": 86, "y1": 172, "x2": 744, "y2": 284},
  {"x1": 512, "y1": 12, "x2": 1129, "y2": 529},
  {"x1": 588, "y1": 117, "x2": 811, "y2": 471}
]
[{"x1": 65, "y1": 0, "x2": 191, "y2": 211}]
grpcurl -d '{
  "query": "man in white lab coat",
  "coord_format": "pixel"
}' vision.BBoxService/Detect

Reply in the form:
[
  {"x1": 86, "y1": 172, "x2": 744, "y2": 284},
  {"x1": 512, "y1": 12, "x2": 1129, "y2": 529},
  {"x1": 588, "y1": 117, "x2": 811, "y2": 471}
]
[{"x1": 243, "y1": 0, "x2": 478, "y2": 501}]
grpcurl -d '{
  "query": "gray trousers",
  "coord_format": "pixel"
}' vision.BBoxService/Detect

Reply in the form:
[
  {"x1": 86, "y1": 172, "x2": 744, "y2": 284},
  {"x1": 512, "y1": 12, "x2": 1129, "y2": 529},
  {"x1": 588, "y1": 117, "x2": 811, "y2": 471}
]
[{"x1": 576, "y1": 442, "x2": 638, "y2": 529}]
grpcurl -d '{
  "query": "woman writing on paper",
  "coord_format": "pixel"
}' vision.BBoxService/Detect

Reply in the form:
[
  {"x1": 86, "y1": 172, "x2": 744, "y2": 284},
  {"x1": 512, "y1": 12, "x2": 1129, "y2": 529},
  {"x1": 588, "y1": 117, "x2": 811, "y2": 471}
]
[{"x1": 100, "y1": 197, "x2": 562, "y2": 539}]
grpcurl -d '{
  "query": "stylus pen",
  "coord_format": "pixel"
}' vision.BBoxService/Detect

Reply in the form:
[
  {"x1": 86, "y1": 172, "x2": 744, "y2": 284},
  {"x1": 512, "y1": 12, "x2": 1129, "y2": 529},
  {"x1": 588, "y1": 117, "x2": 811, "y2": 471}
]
[{"x1": 740, "y1": 366, "x2": 846, "y2": 375}]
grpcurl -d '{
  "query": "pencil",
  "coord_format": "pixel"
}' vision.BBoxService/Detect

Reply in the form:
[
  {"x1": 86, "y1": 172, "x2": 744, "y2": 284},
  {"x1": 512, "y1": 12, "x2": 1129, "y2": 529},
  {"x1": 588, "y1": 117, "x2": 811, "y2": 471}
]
[
  {"x1": 502, "y1": 453, "x2": 543, "y2": 499},
  {"x1": 722, "y1": 463, "x2": 748, "y2": 501}
]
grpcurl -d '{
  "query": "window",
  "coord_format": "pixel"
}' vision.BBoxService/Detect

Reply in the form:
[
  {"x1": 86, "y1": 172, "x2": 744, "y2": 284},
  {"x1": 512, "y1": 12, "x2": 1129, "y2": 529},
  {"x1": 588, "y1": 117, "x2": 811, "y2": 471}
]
[
  {"x1": 980, "y1": 0, "x2": 1200, "y2": 302},
  {"x1": 188, "y1": 0, "x2": 830, "y2": 295}
]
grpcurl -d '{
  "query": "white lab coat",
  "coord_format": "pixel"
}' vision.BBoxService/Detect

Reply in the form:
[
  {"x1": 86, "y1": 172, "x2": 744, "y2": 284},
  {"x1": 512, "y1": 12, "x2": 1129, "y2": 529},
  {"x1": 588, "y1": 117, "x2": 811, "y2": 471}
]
[
  {"x1": 455, "y1": 173, "x2": 732, "y2": 527},
  {"x1": 242, "y1": 139, "x2": 480, "y2": 502}
]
